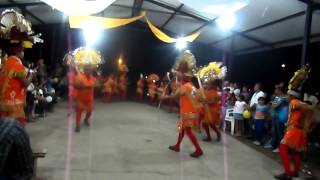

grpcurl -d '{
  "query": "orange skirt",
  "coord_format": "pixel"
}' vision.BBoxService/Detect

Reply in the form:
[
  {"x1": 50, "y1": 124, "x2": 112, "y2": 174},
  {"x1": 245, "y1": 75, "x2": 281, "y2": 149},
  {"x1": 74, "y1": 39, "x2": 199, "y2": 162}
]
[
  {"x1": 176, "y1": 119, "x2": 200, "y2": 132},
  {"x1": 76, "y1": 98, "x2": 93, "y2": 112},
  {"x1": 281, "y1": 127, "x2": 307, "y2": 152}
]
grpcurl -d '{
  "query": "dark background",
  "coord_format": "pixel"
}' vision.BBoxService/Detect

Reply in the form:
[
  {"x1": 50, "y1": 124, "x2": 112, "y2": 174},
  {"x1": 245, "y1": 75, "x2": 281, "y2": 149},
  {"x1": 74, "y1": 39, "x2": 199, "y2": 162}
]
[{"x1": 25, "y1": 22, "x2": 320, "y2": 95}]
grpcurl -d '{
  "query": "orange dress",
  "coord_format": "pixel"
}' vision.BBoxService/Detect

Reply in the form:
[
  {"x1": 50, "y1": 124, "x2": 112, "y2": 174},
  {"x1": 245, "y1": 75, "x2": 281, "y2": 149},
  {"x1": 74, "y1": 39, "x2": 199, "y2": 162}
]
[
  {"x1": 148, "y1": 83, "x2": 156, "y2": 98},
  {"x1": 0, "y1": 56, "x2": 27, "y2": 119},
  {"x1": 118, "y1": 74, "x2": 127, "y2": 94},
  {"x1": 202, "y1": 89, "x2": 221, "y2": 125},
  {"x1": 75, "y1": 73, "x2": 96, "y2": 112},
  {"x1": 177, "y1": 82, "x2": 199, "y2": 131},
  {"x1": 281, "y1": 99, "x2": 313, "y2": 151},
  {"x1": 137, "y1": 79, "x2": 144, "y2": 96},
  {"x1": 103, "y1": 77, "x2": 114, "y2": 94}
]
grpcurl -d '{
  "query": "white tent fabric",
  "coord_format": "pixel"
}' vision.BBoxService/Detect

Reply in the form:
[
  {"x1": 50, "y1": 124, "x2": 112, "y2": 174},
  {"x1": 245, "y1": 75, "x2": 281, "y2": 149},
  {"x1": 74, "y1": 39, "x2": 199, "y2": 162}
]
[{"x1": 0, "y1": 0, "x2": 319, "y2": 55}]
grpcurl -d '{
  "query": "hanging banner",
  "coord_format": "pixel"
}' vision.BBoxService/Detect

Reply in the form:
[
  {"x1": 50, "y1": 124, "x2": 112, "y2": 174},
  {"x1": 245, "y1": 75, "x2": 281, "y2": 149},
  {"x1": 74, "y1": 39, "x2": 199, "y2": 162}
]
[
  {"x1": 146, "y1": 17, "x2": 201, "y2": 43},
  {"x1": 69, "y1": 12, "x2": 146, "y2": 29}
]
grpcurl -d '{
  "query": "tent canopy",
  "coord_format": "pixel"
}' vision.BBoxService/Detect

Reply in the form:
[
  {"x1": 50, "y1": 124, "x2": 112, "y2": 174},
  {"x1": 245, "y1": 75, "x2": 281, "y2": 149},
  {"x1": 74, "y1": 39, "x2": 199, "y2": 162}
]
[{"x1": 0, "y1": 0, "x2": 319, "y2": 55}]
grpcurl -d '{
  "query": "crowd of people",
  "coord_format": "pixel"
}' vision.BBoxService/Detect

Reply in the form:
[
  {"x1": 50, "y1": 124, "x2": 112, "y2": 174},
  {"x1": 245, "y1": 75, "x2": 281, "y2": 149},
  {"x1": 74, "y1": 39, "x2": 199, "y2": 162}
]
[{"x1": 222, "y1": 81, "x2": 320, "y2": 152}]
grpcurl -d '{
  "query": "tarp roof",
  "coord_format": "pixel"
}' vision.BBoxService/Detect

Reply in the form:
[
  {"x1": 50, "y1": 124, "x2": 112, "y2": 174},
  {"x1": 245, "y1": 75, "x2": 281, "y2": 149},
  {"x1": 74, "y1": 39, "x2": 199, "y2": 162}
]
[{"x1": 1, "y1": 0, "x2": 319, "y2": 55}]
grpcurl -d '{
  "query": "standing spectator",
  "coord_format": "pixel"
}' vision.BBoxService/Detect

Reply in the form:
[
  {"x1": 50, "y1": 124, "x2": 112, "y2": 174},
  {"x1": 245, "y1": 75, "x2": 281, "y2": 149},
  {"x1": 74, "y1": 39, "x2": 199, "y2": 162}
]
[
  {"x1": 233, "y1": 94, "x2": 247, "y2": 136},
  {"x1": 36, "y1": 58, "x2": 47, "y2": 80},
  {"x1": 241, "y1": 86, "x2": 250, "y2": 103},
  {"x1": 269, "y1": 86, "x2": 288, "y2": 152},
  {"x1": 0, "y1": 118, "x2": 34, "y2": 180},
  {"x1": 250, "y1": 83, "x2": 265, "y2": 107},
  {"x1": 248, "y1": 83, "x2": 265, "y2": 139},
  {"x1": 253, "y1": 97, "x2": 269, "y2": 146},
  {"x1": 304, "y1": 91, "x2": 319, "y2": 107}
]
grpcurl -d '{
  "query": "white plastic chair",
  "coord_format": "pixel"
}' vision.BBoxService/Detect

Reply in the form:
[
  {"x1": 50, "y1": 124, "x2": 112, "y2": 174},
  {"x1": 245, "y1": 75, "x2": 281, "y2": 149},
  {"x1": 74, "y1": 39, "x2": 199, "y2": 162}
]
[{"x1": 224, "y1": 108, "x2": 235, "y2": 135}]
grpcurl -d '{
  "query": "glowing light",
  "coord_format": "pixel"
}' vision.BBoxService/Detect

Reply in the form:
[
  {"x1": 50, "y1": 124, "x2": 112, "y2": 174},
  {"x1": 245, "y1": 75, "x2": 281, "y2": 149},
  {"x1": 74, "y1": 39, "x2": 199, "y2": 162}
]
[
  {"x1": 118, "y1": 59, "x2": 122, "y2": 64},
  {"x1": 176, "y1": 38, "x2": 187, "y2": 50},
  {"x1": 281, "y1": 64, "x2": 286, "y2": 68},
  {"x1": 82, "y1": 20, "x2": 103, "y2": 47},
  {"x1": 216, "y1": 13, "x2": 237, "y2": 31},
  {"x1": 42, "y1": 0, "x2": 116, "y2": 15}
]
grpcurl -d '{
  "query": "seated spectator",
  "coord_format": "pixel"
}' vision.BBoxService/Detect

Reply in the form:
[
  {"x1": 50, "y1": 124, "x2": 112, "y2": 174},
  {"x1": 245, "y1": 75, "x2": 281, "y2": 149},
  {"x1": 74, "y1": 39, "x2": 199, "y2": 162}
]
[
  {"x1": 233, "y1": 94, "x2": 247, "y2": 136},
  {"x1": 0, "y1": 118, "x2": 34, "y2": 180},
  {"x1": 253, "y1": 97, "x2": 269, "y2": 146}
]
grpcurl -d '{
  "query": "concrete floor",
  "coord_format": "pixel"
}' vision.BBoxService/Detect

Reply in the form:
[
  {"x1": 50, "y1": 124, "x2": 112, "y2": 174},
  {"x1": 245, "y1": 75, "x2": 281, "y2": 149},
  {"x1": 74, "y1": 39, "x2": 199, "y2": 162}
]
[{"x1": 26, "y1": 101, "x2": 302, "y2": 180}]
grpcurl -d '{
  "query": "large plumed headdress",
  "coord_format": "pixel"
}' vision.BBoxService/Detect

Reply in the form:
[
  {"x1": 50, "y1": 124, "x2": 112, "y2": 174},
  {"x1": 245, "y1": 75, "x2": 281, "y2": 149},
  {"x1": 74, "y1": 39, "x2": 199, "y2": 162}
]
[{"x1": 172, "y1": 50, "x2": 197, "y2": 77}]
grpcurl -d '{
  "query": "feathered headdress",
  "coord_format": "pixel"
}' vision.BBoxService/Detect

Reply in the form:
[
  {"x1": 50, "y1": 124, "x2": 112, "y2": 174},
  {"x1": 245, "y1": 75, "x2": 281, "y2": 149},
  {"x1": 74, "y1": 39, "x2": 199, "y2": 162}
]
[
  {"x1": 73, "y1": 47, "x2": 103, "y2": 65},
  {"x1": 197, "y1": 62, "x2": 227, "y2": 82},
  {"x1": 287, "y1": 64, "x2": 311, "y2": 97},
  {"x1": 172, "y1": 50, "x2": 197, "y2": 77},
  {"x1": 63, "y1": 47, "x2": 103, "y2": 72},
  {"x1": 0, "y1": 9, "x2": 43, "y2": 48},
  {"x1": 288, "y1": 64, "x2": 311, "y2": 91}
]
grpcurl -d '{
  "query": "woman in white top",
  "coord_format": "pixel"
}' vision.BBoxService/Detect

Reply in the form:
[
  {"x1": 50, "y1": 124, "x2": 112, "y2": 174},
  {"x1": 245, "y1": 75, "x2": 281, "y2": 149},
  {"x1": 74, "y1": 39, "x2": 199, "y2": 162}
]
[{"x1": 234, "y1": 94, "x2": 247, "y2": 136}]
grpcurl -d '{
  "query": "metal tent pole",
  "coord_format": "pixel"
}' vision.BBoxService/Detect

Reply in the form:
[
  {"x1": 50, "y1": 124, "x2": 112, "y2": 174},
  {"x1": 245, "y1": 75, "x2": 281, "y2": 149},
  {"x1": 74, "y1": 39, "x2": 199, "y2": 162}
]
[{"x1": 301, "y1": 0, "x2": 313, "y2": 66}]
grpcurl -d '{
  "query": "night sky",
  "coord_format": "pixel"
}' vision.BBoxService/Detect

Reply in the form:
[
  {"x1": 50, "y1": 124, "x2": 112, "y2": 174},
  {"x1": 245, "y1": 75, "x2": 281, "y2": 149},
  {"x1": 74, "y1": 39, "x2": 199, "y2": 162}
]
[{"x1": 25, "y1": 21, "x2": 320, "y2": 95}]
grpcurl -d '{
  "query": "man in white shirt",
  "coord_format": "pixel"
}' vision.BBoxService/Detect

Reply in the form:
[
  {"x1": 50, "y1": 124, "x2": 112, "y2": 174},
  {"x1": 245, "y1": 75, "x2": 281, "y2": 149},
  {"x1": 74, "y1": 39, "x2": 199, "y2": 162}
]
[
  {"x1": 250, "y1": 83, "x2": 265, "y2": 108},
  {"x1": 247, "y1": 83, "x2": 264, "y2": 139}
]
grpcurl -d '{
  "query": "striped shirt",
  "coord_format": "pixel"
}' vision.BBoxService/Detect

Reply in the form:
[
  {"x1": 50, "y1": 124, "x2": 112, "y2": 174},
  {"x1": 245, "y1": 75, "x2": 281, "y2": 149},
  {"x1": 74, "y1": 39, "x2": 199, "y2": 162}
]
[{"x1": 0, "y1": 119, "x2": 33, "y2": 180}]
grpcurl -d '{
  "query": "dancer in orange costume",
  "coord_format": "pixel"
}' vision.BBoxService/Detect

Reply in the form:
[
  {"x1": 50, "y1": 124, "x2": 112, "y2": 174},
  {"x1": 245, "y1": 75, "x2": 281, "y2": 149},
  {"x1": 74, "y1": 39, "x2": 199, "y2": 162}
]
[
  {"x1": 162, "y1": 50, "x2": 203, "y2": 158},
  {"x1": 157, "y1": 82, "x2": 166, "y2": 101},
  {"x1": 198, "y1": 81, "x2": 221, "y2": 142},
  {"x1": 274, "y1": 90, "x2": 314, "y2": 180},
  {"x1": 148, "y1": 81, "x2": 157, "y2": 105},
  {"x1": 103, "y1": 74, "x2": 114, "y2": 102},
  {"x1": 0, "y1": 44, "x2": 30, "y2": 127},
  {"x1": 274, "y1": 64, "x2": 314, "y2": 180},
  {"x1": 136, "y1": 74, "x2": 144, "y2": 101},
  {"x1": 74, "y1": 65, "x2": 96, "y2": 132},
  {"x1": 118, "y1": 73, "x2": 127, "y2": 100}
]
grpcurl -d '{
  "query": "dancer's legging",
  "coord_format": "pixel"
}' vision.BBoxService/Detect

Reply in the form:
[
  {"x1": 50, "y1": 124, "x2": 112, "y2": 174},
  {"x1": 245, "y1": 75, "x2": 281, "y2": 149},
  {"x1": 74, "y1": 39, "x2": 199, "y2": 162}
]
[
  {"x1": 203, "y1": 123, "x2": 221, "y2": 139},
  {"x1": 76, "y1": 109, "x2": 92, "y2": 127},
  {"x1": 279, "y1": 144, "x2": 302, "y2": 176},
  {"x1": 175, "y1": 127, "x2": 202, "y2": 152}
]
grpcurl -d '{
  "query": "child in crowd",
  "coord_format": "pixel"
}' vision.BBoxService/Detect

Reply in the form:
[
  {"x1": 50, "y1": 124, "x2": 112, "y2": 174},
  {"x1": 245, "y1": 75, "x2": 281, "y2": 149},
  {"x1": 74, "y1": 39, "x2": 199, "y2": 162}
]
[
  {"x1": 233, "y1": 94, "x2": 247, "y2": 136},
  {"x1": 253, "y1": 97, "x2": 269, "y2": 146}
]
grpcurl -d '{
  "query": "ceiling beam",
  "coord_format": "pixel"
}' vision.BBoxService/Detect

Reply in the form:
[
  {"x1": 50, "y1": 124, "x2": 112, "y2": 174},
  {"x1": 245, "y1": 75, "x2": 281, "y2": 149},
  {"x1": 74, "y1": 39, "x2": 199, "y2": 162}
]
[
  {"x1": 161, "y1": 4, "x2": 183, "y2": 29},
  {"x1": 231, "y1": 30, "x2": 274, "y2": 48},
  {"x1": 131, "y1": 0, "x2": 144, "y2": 17},
  {"x1": 189, "y1": 17, "x2": 219, "y2": 34},
  {"x1": 208, "y1": 11, "x2": 306, "y2": 46},
  {"x1": 0, "y1": 2, "x2": 47, "y2": 8},
  {"x1": 235, "y1": 33, "x2": 320, "y2": 54},
  {"x1": 7, "y1": 0, "x2": 45, "y2": 24},
  {"x1": 144, "y1": 0, "x2": 209, "y2": 22}
]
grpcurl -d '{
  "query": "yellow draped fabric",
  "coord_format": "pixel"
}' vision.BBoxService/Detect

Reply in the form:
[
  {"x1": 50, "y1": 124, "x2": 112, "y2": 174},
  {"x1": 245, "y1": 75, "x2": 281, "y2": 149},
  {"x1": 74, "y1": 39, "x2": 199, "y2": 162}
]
[
  {"x1": 146, "y1": 17, "x2": 201, "y2": 43},
  {"x1": 146, "y1": 18, "x2": 175, "y2": 43},
  {"x1": 69, "y1": 12, "x2": 146, "y2": 29}
]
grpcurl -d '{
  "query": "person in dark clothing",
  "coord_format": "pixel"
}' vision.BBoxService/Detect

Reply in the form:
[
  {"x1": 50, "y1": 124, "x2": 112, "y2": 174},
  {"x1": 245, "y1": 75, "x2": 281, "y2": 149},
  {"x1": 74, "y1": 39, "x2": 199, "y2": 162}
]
[{"x1": 0, "y1": 118, "x2": 33, "y2": 180}]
